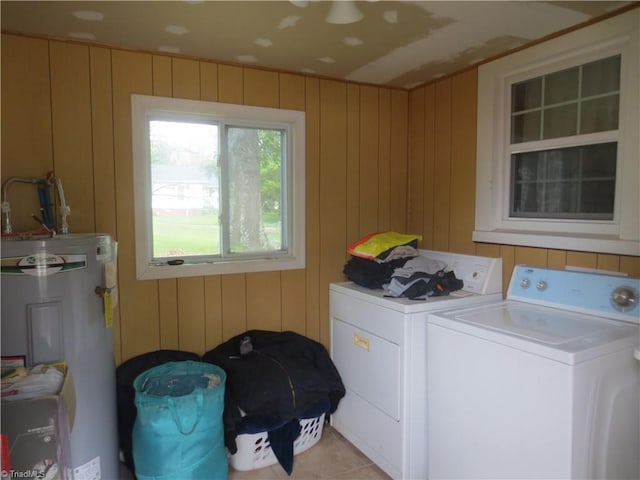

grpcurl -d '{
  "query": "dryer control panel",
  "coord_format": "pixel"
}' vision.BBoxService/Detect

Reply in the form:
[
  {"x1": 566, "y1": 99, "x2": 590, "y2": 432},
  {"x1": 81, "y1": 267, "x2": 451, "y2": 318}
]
[{"x1": 507, "y1": 265, "x2": 640, "y2": 324}]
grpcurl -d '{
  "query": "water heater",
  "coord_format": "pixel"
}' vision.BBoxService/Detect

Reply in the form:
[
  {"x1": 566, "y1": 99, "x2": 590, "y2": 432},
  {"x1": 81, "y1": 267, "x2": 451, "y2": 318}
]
[{"x1": 1, "y1": 234, "x2": 119, "y2": 480}]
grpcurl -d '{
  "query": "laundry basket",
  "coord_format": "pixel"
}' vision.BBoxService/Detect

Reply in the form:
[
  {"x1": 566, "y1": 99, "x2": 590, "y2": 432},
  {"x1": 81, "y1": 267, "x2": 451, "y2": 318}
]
[
  {"x1": 228, "y1": 413, "x2": 325, "y2": 471},
  {"x1": 132, "y1": 361, "x2": 227, "y2": 480}
]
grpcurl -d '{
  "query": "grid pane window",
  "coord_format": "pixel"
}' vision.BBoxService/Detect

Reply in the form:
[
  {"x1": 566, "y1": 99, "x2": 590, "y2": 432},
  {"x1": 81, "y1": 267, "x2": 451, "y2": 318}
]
[
  {"x1": 511, "y1": 54, "x2": 620, "y2": 143},
  {"x1": 544, "y1": 67, "x2": 579, "y2": 105},
  {"x1": 511, "y1": 142, "x2": 617, "y2": 220},
  {"x1": 581, "y1": 95, "x2": 619, "y2": 134},
  {"x1": 582, "y1": 55, "x2": 621, "y2": 96},
  {"x1": 509, "y1": 55, "x2": 620, "y2": 221},
  {"x1": 543, "y1": 103, "x2": 577, "y2": 139}
]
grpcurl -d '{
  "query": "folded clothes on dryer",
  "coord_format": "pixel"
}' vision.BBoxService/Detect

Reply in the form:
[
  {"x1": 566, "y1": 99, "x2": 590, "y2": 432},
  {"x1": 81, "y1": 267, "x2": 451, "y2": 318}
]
[{"x1": 384, "y1": 269, "x2": 463, "y2": 299}]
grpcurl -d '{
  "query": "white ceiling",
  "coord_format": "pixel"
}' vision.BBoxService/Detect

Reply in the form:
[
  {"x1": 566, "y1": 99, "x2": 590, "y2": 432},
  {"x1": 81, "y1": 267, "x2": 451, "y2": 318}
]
[{"x1": 1, "y1": 1, "x2": 634, "y2": 89}]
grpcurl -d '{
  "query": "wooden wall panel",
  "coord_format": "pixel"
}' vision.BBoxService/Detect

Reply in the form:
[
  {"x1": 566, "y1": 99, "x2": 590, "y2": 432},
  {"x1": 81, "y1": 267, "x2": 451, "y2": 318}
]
[
  {"x1": 172, "y1": 58, "x2": 200, "y2": 100},
  {"x1": 346, "y1": 84, "x2": 361, "y2": 247},
  {"x1": 620, "y1": 256, "x2": 640, "y2": 277},
  {"x1": 596, "y1": 254, "x2": 620, "y2": 272},
  {"x1": 246, "y1": 272, "x2": 282, "y2": 331},
  {"x1": 432, "y1": 80, "x2": 452, "y2": 252},
  {"x1": 111, "y1": 49, "x2": 160, "y2": 361},
  {"x1": 449, "y1": 70, "x2": 477, "y2": 255},
  {"x1": 50, "y1": 42, "x2": 94, "y2": 233},
  {"x1": 178, "y1": 277, "x2": 206, "y2": 354},
  {"x1": 158, "y1": 279, "x2": 179, "y2": 349},
  {"x1": 500, "y1": 245, "x2": 516, "y2": 294},
  {"x1": 221, "y1": 274, "x2": 247, "y2": 340},
  {"x1": 152, "y1": 55, "x2": 172, "y2": 97},
  {"x1": 318, "y1": 79, "x2": 349, "y2": 346},
  {"x1": 547, "y1": 250, "x2": 568, "y2": 269},
  {"x1": 407, "y1": 88, "x2": 425, "y2": 238},
  {"x1": 218, "y1": 64, "x2": 243, "y2": 104},
  {"x1": 389, "y1": 89, "x2": 409, "y2": 233},
  {"x1": 90, "y1": 46, "x2": 118, "y2": 238},
  {"x1": 280, "y1": 269, "x2": 307, "y2": 335},
  {"x1": 378, "y1": 89, "x2": 391, "y2": 231},
  {"x1": 204, "y1": 275, "x2": 224, "y2": 351},
  {"x1": 566, "y1": 251, "x2": 598, "y2": 269},
  {"x1": 244, "y1": 69, "x2": 279, "y2": 107},
  {"x1": 200, "y1": 62, "x2": 219, "y2": 102},
  {"x1": 279, "y1": 73, "x2": 308, "y2": 336},
  {"x1": 303, "y1": 77, "x2": 322, "y2": 341},
  {"x1": 1, "y1": 36, "x2": 53, "y2": 233},
  {"x1": 514, "y1": 247, "x2": 548, "y2": 267},
  {"x1": 359, "y1": 85, "x2": 379, "y2": 237},
  {"x1": 421, "y1": 85, "x2": 436, "y2": 248}
]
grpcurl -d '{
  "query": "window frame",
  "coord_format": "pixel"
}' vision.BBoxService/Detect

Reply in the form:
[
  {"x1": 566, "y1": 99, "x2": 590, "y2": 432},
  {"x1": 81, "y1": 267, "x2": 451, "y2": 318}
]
[
  {"x1": 474, "y1": 9, "x2": 639, "y2": 256},
  {"x1": 131, "y1": 94, "x2": 306, "y2": 280}
]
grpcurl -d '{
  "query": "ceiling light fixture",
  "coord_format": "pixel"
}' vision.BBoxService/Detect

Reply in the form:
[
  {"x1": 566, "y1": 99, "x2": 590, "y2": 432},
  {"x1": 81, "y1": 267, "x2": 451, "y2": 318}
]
[{"x1": 326, "y1": 1, "x2": 363, "y2": 24}]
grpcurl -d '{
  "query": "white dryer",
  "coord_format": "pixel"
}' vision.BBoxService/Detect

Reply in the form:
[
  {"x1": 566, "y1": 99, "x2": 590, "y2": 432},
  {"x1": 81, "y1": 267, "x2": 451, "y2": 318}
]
[
  {"x1": 330, "y1": 250, "x2": 503, "y2": 480},
  {"x1": 427, "y1": 265, "x2": 640, "y2": 480}
]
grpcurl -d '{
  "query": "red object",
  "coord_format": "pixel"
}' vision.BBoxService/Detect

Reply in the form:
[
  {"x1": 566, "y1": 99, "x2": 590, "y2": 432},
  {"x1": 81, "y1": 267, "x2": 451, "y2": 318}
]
[{"x1": 1, "y1": 433, "x2": 11, "y2": 473}]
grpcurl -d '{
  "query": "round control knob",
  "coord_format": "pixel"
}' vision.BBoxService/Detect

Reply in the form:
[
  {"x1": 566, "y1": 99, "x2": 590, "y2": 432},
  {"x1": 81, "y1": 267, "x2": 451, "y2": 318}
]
[
  {"x1": 536, "y1": 280, "x2": 547, "y2": 291},
  {"x1": 520, "y1": 278, "x2": 530, "y2": 289},
  {"x1": 611, "y1": 286, "x2": 637, "y2": 311}
]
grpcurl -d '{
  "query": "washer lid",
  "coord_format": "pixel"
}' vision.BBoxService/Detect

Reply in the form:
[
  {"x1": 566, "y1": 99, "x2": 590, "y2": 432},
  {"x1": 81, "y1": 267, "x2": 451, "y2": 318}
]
[{"x1": 429, "y1": 301, "x2": 640, "y2": 365}]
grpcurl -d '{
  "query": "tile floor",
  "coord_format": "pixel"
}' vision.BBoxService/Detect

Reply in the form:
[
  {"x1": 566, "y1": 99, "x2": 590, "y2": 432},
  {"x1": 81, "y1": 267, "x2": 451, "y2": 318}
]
[{"x1": 121, "y1": 424, "x2": 390, "y2": 480}]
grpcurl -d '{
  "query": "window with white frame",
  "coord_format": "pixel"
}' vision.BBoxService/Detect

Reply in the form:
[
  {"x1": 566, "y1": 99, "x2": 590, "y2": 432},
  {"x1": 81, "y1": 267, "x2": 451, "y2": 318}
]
[
  {"x1": 474, "y1": 9, "x2": 639, "y2": 256},
  {"x1": 131, "y1": 95, "x2": 306, "y2": 280}
]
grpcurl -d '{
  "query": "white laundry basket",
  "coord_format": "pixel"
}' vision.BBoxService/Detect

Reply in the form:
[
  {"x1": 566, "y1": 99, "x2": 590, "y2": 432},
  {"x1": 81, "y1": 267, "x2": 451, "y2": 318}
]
[{"x1": 228, "y1": 414, "x2": 325, "y2": 471}]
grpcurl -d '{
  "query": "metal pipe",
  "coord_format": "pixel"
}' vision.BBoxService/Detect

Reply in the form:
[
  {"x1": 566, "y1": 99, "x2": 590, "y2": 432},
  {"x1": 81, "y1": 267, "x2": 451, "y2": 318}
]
[
  {"x1": 55, "y1": 177, "x2": 70, "y2": 235},
  {"x1": 1, "y1": 176, "x2": 42, "y2": 234}
]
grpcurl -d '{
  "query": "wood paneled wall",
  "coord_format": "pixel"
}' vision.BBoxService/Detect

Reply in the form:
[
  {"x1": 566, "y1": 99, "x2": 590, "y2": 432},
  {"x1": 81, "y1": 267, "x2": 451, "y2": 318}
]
[
  {"x1": 2, "y1": 33, "x2": 638, "y2": 364},
  {"x1": 407, "y1": 69, "x2": 640, "y2": 290},
  {"x1": 0, "y1": 34, "x2": 409, "y2": 363}
]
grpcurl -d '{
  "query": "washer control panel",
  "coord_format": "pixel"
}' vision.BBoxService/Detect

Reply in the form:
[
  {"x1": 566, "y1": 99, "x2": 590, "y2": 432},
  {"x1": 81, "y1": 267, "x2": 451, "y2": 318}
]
[{"x1": 508, "y1": 265, "x2": 640, "y2": 323}]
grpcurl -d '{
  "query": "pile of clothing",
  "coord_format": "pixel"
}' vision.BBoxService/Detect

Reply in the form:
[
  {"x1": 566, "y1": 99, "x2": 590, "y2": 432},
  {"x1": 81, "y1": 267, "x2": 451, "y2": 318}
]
[
  {"x1": 116, "y1": 335, "x2": 344, "y2": 477},
  {"x1": 202, "y1": 330, "x2": 345, "y2": 475},
  {"x1": 343, "y1": 231, "x2": 463, "y2": 299}
]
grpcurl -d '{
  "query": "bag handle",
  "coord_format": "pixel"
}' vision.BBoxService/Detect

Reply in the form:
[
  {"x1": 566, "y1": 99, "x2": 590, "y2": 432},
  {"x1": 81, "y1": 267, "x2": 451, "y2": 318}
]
[{"x1": 168, "y1": 390, "x2": 204, "y2": 435}]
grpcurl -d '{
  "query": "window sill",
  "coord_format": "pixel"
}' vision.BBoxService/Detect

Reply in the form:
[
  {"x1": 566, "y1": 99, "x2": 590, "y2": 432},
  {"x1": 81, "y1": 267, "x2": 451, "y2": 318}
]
[
  {"x1": 473, "y1": 230, "x2": 640, "y2": 257},
  {"x1": 136, "y1": 256, "x2": 305, "y2": 280}
]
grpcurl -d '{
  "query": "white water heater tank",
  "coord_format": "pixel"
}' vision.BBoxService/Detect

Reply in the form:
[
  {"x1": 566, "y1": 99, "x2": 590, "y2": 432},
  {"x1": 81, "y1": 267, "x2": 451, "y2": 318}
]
[{"x1": 1, "y1": 234, "x2": 119, "y2": 480}]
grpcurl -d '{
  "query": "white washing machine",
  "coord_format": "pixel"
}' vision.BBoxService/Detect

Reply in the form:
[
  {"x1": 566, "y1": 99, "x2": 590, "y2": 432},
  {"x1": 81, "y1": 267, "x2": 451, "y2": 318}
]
[
  {"x1": 330, "y1": 250, "x2": 503, "y2": 479},
  {"x1": 427, "y1": 265, "x2": 640, "y2": 480}
]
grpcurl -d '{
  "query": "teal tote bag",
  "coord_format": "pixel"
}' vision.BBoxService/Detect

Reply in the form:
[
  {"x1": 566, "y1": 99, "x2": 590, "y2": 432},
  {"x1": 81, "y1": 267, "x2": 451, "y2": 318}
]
[{"x1": 132, "y1": 361, "x2": 227, "y2": 480}]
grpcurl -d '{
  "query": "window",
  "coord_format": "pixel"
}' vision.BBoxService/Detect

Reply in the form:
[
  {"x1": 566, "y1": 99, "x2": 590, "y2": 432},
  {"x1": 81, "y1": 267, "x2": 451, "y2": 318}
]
[
  {"x1": 131, "y1": 95, "x2": 305, "y2": 279},
  {"x1": 474, "y1": 9, "x2": 639, "y2": 256}
]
